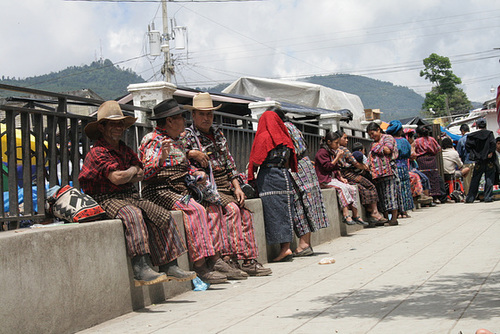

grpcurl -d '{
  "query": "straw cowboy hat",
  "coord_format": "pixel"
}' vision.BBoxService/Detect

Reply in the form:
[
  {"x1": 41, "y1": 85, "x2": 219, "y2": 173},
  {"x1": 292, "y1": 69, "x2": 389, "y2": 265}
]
[
  {"x1": 185, "y1": 92, "x2": 222, "y2": 111},
  {"x1": 84, "y1": 101, "x2": 137, "y2": 140},
  {"x1": 149, "y1": 98, "x2": 188, "y2": 120}
]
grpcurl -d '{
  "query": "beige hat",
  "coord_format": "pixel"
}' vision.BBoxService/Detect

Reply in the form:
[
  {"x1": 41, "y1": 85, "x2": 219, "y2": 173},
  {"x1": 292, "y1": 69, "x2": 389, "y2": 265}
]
[
  {"x1": 84, "y1": 101, "x2": 137, "y2": 140},
  {"x1": 185, "y1": 92, "x2": 222, "y2": 111}
]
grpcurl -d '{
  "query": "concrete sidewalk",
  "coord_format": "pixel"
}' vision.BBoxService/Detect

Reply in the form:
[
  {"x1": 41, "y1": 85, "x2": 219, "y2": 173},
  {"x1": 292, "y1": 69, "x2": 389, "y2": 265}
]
[{"x1": 79, "y1": 201, "x2": 500, "y2": 334}]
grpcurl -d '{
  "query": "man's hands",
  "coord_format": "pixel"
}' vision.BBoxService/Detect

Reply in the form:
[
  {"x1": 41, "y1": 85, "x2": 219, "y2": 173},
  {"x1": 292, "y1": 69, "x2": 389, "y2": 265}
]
[
  {"x1": 132, "y1": 166, "x2": 144, "y2": 182},
  {"x1": 233, "y1": 185, "x2": 245, "y2": 206},
  {"x1": 193, "y1": 170, "x2": 207, "y2": 183},
  {"x1": 189, "y1": 149, "x2": 210, "y2": 168},
  {"x1": 159, "y1": 138, "x2": 173, "y2": 165}
]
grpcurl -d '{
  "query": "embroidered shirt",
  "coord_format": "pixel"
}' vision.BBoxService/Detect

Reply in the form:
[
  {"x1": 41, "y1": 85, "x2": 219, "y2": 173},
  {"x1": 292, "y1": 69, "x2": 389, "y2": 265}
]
[
  {"x1": 414, "y1": 136, "x2": 440, "y2": 157},
  {"x1": 368, "y1": 134, "x2": 398, "y2": 179},
  {"x1": 337, "y1": 146, "x2": 358, "y2": 169},
  {"x1": 284, "y1": 122, "x2": 307, "y2": 156},
  {"x1": 182, "y1": 124, "x2": 239, "y2": 181},
  {"x1": 79, "y1": 138, "x2": 141, "y2": 195},
  {"x1": 138, "y1": 127, "x2": 197, "y2": 181}
]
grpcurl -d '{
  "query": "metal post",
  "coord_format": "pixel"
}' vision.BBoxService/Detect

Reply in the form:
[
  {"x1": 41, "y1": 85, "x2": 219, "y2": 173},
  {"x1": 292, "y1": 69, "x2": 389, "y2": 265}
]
[{"x1": 161, "y1": 0, "x2": 172, "y2": 82}]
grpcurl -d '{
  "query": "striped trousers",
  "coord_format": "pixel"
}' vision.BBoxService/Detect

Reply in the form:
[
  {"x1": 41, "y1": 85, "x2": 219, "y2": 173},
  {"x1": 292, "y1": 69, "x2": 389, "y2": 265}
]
[
  {"x1": 116, "y1": 205, "x2": 187, "y2": 266},
  {"x1": 221, "y1": 203, "x2": 259, "y2": 260},
  {"x1": 172, "y1": 200, "x2": 224, "y2": 262}
]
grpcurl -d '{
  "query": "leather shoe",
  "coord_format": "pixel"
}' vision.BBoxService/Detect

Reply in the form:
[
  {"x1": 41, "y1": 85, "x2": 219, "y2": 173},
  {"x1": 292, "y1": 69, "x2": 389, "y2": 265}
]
[
  {"x1": 194, "y1": 264, "x2": 227, "y2": 284},
  {"x1": 241, "y1": 260, "x2": 272, "y2": 276},
  {"x1": 159, "y1": 261, "x2": 196, "y2": 282},
  {"x1": 353, "y1": 216, "x2": 369, "y2": 227},
  {"x1": 213, "y1": 258, "x2": 248, "y2": 280},
  {"x1": 293, "y1": 246, "x2": 314, "y2": 257}
]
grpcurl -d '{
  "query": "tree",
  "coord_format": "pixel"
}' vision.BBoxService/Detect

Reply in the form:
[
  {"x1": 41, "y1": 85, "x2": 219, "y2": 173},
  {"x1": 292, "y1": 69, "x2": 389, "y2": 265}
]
[{"x1": 420, "y1": 53, "x2": 472, "y2": 117}]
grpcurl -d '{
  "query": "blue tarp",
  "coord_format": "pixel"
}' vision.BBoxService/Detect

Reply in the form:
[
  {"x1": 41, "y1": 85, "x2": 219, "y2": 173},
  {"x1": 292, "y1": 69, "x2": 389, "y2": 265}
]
[{"x1": 440, "y1": 126, "x2": 462, "y2": 142}]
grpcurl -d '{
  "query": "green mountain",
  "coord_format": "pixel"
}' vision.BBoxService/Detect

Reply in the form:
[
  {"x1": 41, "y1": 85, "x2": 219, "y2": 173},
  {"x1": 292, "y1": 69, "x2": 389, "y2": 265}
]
[
  {"x1": 301, "y1": 74, "x2": 425, "y2": 121},
  {"x1": 0, "y1": 59, "x2": 145, "y2": 100},
  {"x1": 2, "y1": 60, "x2": 428, "y2": 120}
]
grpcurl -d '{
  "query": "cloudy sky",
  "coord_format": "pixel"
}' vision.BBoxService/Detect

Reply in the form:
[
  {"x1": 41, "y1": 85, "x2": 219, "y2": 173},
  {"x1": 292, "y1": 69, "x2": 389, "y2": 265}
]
[{"x1": 1, "y1": 0, "x2": 499, "y2": 103}]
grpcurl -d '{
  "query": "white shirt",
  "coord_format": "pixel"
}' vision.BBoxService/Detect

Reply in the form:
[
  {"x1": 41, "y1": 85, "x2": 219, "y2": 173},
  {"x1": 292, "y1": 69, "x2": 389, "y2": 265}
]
[{"x1": 442, "y1": 148, "x2": 463, "y2": 175}]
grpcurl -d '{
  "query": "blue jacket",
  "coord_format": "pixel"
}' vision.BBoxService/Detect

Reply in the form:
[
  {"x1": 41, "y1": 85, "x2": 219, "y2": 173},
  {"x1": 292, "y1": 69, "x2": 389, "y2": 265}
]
[{"x1": 456, "y1": 134, "x2": 472, "y2": 164}]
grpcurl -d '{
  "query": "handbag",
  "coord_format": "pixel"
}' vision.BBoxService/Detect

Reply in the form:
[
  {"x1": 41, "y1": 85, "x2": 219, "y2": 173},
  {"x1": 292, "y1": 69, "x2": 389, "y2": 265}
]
[
  {"x1": 45, "y1": 185, "x2": 107, "y2": 223},
  {"x1": 185, "y1": 165, "x2": 222, "y2": 205},
  {"x1": 184, "y1": 128, "x2": 223, "y2": 205}
]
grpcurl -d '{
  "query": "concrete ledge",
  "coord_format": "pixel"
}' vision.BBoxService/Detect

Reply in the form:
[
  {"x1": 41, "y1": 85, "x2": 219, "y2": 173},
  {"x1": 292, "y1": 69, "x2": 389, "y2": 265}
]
[{"x1": 0, "y1": 188, "x2": 366, "y2": 334}]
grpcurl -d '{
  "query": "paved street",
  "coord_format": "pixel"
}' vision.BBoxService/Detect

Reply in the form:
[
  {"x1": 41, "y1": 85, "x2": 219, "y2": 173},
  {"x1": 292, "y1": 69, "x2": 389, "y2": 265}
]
[{"x1": 79, "y1": 201, "x2": 500, "y2": 334}]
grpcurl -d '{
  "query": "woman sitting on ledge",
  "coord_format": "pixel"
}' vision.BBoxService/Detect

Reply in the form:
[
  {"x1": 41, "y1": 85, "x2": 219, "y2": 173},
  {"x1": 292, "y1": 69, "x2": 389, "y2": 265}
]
[{"x1": 314, "y1": 131, "x2": 367, "y2": 227}]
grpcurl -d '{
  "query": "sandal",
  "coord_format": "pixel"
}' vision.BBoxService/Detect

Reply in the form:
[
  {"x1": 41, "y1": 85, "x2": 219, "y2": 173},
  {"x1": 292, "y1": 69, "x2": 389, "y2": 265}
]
[
  {"x1": 343, "y1": 215, "x2": 356, "y2": 225},
  {"x1": 399, "y1": 212, "x2": 411, "y2": 219},
  {"x1": 352, "y1": 216, "x2": 369, "y2": 227}
]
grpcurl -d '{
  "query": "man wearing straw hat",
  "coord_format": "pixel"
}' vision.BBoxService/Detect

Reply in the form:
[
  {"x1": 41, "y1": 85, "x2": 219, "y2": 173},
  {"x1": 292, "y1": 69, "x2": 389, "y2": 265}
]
[
  {"x1": 183, "y1": 92, "x2": 272, "y2": 276},
  {"x1": 79, "y1": 100, "x2": 196, "y2": 287},
  {"x1": 139, "y1": 98, "x2": 248, "y2": 284}
]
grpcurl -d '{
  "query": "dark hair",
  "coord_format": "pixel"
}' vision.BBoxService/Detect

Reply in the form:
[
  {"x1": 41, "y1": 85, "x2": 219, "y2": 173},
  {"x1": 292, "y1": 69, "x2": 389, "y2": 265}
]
[
  {"x1": 416, "y1": 125, "x2": 430, "y2": 137},
  {"x1": 324, "y1": 131, "x2": 341, "y2": 142},
  {"x1": 459, "y1": 124, "x2": 470, "y2": 133},
  {"x1": 156, "y1": 117, "x2": 167, "y2": 127},
  {"x1": 441, "y1": 137, "x2": 453, "y2": 149},
  {"x1": 321, "y1": 131, "x2": 341, "y2": 148},
  {"x1": 352, "y1": 142, "x2": 364, "y2": 152},
  {"x1": 496, "y1": 137, "x2": 500, "y2": 143},
  {"x1": 336, "y1": 130, "x2": 345, "y2": 137},
  {"x1": 366, "y1": 122, "x2": 381, "y2": 132},
  {"x1": 268, "y1": 106, "x2": 286, "y2": 121}
]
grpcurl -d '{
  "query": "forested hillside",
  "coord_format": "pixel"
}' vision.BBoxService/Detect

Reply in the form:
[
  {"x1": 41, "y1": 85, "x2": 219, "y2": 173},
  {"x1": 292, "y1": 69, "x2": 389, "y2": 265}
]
[
  {"x1": 0, "y1": 59, "x2": 145, "y2": 100},
  {"x1": 1, "y1": 60, "x2": 427, "y2": 120},
  {"x1": 301, "y1": 74, "x2": 425, "y2": 120}
]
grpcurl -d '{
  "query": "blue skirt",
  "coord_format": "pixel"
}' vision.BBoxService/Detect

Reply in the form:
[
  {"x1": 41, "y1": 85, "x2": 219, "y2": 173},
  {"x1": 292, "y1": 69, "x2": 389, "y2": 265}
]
[{"x1": 257, "y1": 166, "x2": 294, "y2": 245}]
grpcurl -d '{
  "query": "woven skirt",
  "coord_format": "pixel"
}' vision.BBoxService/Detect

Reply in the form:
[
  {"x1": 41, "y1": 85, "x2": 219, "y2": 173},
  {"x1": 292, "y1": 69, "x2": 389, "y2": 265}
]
[{"x1": 257, "y1": 166, "x2": 294, "y2": 245}]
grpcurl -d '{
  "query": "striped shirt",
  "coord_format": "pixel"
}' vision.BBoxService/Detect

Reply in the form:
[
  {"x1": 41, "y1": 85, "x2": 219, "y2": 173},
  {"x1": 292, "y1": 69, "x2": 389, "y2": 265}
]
[
  {"x1": 138, "y1": 127, "x2": 197, "y2": 181},
  {"x1": 414, "y1": 136, "x2": 440, "y2": 157},
  {"x1": 368, "y1": 134, "x2": 398, "y2": 179}
]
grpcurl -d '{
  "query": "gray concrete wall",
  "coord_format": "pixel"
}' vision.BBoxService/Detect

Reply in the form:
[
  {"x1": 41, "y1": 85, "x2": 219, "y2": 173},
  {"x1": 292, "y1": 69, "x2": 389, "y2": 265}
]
[{"x1": 0, "y1": 189, "x2": 364, "y2": 334}]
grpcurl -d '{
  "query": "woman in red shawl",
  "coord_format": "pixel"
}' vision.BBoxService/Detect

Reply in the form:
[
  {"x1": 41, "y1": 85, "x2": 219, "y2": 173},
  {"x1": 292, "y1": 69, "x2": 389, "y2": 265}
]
[{"x1": 248, "y1": 107, "x2": 298, "y2": 262}]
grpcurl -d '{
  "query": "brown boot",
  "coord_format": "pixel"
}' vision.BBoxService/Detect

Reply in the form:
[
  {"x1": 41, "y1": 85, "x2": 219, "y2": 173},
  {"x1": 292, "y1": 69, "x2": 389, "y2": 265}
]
[
  {"x1": 213, "y1": 258, "x2": 248, "y2": 280},
  {"x1": 241, "y1": 259, "x2": 272, "y2": 276},
  {"x1": 194, "y1": 263, "x2": 227, "y2": 284}
]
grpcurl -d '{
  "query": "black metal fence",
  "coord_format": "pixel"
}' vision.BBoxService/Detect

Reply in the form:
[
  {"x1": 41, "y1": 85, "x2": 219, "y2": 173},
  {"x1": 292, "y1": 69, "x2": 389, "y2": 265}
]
[{"x1": 0, "y1": 84, "x2": 370, "y2": 229}]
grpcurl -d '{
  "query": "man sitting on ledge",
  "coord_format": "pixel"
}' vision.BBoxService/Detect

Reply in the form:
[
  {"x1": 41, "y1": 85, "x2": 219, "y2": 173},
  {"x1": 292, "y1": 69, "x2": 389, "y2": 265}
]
[
  {"x1": 139, "y1": 98, "x2": 247, "y2": 284},
  {"x1": 183, "y1": 92, "x2": 271, "y2": 276},
  {"x1": 79, "y1": 100, "x2": 196, "y2": 287}
]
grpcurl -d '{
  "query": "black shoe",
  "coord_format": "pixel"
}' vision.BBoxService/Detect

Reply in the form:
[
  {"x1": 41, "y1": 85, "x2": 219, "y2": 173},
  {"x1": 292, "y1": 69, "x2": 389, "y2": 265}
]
[
  {"x1": 353, "y1": 216, "x2": 369, "y2": 227},
  {"x1": 293, "y1": 246, "x2": 314, "y2": 257},
  {"x1": 484, "y1": 198, "x2": 494, "y2": 203},
  {"x1": 132, "y1": 255, "x2": 169, "y2": 287},
  {"x1": 343, "y1": 216, "x2": 356, "y2": 225},
  {"x1": 159, "y1": 260, "x2": 197, "y2": 282}
]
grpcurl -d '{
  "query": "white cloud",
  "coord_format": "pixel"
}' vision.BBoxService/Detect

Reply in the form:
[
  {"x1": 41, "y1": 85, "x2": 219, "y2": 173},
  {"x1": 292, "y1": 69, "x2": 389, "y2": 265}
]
[{"x1": 1, "y1": 0, "x2": 499, "y2": 104}]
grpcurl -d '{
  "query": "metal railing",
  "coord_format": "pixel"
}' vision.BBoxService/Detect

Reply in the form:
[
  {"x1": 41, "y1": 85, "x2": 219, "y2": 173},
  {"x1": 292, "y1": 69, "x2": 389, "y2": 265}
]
[{"x1": 0, "y1": 84, "x2": 370, "y2": 228}]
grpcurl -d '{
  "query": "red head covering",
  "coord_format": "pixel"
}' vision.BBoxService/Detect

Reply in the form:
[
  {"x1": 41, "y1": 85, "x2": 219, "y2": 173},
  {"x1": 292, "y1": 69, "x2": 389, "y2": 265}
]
[{"x1": 248, "y1": 110, "x2": 297, "y2": 181}]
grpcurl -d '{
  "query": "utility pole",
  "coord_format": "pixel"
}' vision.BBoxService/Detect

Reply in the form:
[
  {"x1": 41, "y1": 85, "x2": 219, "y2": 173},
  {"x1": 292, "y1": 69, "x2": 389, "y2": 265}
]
[{"x1": 161, "y1": 0, "x2": 173, "y2": 82}]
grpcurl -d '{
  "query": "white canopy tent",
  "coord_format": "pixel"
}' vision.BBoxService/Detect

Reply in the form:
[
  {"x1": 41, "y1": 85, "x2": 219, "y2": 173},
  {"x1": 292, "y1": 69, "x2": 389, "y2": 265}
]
[{"x1": 222, "y1": 77, "x2": 366, "y2": 129}]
